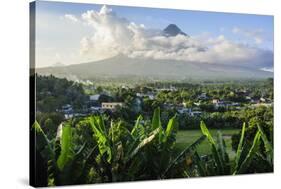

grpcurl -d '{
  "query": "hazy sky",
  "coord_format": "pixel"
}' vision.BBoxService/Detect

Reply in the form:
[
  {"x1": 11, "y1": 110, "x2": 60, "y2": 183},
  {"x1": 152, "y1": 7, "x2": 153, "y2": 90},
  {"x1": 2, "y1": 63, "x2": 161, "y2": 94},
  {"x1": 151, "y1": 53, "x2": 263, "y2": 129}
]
[{"x1": 34, "y1": 1, "x2": 273, "y2": 69}]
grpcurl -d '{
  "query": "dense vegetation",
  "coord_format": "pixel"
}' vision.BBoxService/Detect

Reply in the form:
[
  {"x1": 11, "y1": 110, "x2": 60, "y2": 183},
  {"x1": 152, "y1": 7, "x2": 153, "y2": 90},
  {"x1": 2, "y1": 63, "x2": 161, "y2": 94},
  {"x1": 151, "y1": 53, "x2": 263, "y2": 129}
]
[
  {"x1": 36, "y1": 74, "x2": 87, "y2": 112},
  {"x1": 33, "y1": 108, "x2": 273, "y2": 186},
  {"x1": 33, "y1": 75, "x2": 273, "y2": 186}
]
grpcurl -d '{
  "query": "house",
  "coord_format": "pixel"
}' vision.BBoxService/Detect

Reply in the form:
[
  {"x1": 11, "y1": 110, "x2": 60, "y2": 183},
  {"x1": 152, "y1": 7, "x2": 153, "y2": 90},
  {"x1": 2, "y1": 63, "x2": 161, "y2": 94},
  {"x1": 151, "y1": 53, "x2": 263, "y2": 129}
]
[
  {"x1": 101, "y1": 102, "x2": 124, "y2": 111},
  {"x1": 157, "y1": 86, "x2": 177, "y2": 92},
  {"x1": 190, "y1": 111, "x2": 202, "y2": 117},
  {"x1": 212, "y1": 99, "x2": 226, "y2": 109},
  {"x1": 260, "y1": 97, "x2": 266, "y2": 102},
  {"x1": 89, "y1": 94, "x2": 101, "y2": 101},
  {"x1": 74, "y1": 113, "x2": 87, "y2": 117},
  {"x1": 245, "y1": 96, "x2": 252, "y2": 101},
  {"x1": 198, "y1": 93, "x2": 208, "y2": 100},
  {"x1": 177, "y1": 107, "x2": 202, "y2": 117},
  {"x1": 60, "y1": 104, "x2": 74, "y2": 119},
  {"x1": 64, "y1": 114, "x2": 73, "y2": 119},
  {"x1": 121, "y1": 85, "x2": 130, "y2": 89},
  {"x1": 147, "y1": 92, "x2": 155, "y2": 100},
  {"x1": 231, "y1": 102, "x2": 240, "y2": 106},
  {"x1": 90, "y1": 106, "x2": 104, "y2": 113},
  {"x1": 61, "y1": 104, "x2": 73, "y2": 114},
  {"x1": 212, "y1": 99, "x2": 220, "y2": 104},
  {"x1": 177, "y1": 107, "x2": 192, "y2": 114},
  {"x1": 250, "y1": 98, "x2": 261, "y2": 104},
  {"x1": 136, "y1": 92, "x2": 155, "y2": 100}
]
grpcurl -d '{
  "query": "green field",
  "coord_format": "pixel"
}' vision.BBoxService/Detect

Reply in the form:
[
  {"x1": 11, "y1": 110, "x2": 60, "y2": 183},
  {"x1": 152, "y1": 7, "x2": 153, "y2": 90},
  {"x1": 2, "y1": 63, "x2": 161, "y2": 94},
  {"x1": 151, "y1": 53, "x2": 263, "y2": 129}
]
[{"x1": 175, "y1": 129, "x2": 240, "y2": 158}]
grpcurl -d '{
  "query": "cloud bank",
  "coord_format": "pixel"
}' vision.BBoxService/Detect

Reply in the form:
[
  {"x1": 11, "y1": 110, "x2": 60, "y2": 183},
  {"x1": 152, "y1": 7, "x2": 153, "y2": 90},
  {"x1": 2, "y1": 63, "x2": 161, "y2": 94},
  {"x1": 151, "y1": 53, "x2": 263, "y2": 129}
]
[
  {"x1": 77, "y1": 5, "x2": 273, "y2": 69},
  {"x1": 64, "y1": 14, "x2": 78, "y2": 22},
  {"x1": 232, "y1": 27, "x2": 264, "y2": 45}
]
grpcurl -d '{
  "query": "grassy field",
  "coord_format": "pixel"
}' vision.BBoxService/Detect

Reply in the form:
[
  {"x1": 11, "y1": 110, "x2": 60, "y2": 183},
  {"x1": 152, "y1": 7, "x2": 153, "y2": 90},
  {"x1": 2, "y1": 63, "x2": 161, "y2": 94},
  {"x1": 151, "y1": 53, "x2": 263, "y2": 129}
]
[{"x1": 175, "y1": 129, "x2": 240, "y2": 158}]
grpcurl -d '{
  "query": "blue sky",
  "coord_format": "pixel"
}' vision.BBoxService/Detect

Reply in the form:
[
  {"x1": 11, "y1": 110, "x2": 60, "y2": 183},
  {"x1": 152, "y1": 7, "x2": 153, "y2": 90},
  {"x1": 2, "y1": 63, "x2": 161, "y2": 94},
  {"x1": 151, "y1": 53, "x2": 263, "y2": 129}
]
[{"x1": 34, "y1": 0, "x2": 273, "y2": 68}]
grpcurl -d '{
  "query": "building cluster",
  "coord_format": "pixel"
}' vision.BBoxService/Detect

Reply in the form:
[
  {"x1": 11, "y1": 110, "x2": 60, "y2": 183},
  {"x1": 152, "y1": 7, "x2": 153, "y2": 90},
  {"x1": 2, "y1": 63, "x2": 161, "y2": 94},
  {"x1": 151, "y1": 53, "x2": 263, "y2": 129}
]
[
  {"x1": 58, "y1": 88, "x2": 273, "y2": 120},
  {"x1": 58, "y1": 93, "x2": 124, "y2": 119}
]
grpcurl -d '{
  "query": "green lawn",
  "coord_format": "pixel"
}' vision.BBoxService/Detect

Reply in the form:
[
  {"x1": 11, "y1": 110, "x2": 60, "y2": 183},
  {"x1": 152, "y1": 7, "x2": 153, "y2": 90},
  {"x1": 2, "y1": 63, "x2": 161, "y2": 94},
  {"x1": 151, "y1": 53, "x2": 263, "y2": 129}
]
[{"x1": 175, "y1": 129, "x2": 240, "y2": 159}]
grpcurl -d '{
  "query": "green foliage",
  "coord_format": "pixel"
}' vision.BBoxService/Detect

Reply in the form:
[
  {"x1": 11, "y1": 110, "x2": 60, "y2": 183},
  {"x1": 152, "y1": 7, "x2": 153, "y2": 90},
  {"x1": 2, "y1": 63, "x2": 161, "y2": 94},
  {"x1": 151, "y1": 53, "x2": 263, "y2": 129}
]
[
  {"x1": 200, "y1": 121, "x2": 215, "y2": 145},
  {"x1": 200, "y1": 121, "x2": 226, "y2": 175},
  {"x1": 195, "y1": 121, "x2": 265, "y2": 176},
  {"x1": 36, "y1": 112, "x2": 65, "y2": 138},
  {"x1": 152, "y1": 107, "x2": 161, "y2": 130},
  {"x1": 34, "y1": 107, "x2": 273, "y2": 186},
  {"x1": 257, "y1": 124, "x2": 273, "y2": 169},
  {"x1": 36, "y1": 75, "x2": 87, "y2": 112},
  {"x1": 257, "y1": 124, "x2": 273, "y2": 162},
  {"x1": 33, "y1": 121, "x2": 97, "y2": 185},
  {"x1": 163, "y1": 135, "x2": 206, "y2": 177},
  {"x1": 34, "y1": 108, "x2": 203, "y2": 185},
  {"x1": 231, "y1": 106, "x2": 273, "y2": 173},
  {"x1": 234, "y1": 131, "x2": 261, "y2": 174},
  {"x1": 234, "y1": 123, "x2": 246, "y2": 171},
  {"x1": 131, "y1": 115, "x2": 144, "y2": 138},
  {"x1": 89, "y1": 116, "x2": 112, "y2": 163},
  {"x1": 57, "y1": 124, "x2": 74, "y2": 170}
]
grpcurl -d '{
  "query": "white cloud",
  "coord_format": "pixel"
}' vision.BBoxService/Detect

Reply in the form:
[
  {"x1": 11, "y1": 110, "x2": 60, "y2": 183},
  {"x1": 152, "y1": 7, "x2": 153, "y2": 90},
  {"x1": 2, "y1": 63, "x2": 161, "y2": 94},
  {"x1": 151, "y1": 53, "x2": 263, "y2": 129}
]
[
  {"x1": 260, "y1": 67, "x2": 273, "y2": 72},
  {"x1": 64, "y1": 14, "x2": 78, "y2": 22},
  {"x1": 232, "y1": 26, "x2": 264, "y2": 44},
  {"x1": 76, "y1": 5, "x2": 273, "y2": 68}
]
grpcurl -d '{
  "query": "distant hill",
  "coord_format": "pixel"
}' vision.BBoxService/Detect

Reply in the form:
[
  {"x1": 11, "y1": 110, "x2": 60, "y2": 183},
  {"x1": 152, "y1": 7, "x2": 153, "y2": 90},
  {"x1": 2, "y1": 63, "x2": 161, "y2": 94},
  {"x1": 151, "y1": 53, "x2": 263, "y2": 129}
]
[{"x1": 36, "y1": 54, "x2": 273, "y2": 81}]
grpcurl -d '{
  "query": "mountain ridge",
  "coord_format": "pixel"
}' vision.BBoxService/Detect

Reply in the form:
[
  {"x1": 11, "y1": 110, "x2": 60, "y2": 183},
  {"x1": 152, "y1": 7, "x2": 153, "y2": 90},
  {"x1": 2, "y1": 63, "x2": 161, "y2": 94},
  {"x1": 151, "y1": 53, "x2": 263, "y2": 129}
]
[{"x1": 36, "y1": 54, "x2": 273, "y2": 81}]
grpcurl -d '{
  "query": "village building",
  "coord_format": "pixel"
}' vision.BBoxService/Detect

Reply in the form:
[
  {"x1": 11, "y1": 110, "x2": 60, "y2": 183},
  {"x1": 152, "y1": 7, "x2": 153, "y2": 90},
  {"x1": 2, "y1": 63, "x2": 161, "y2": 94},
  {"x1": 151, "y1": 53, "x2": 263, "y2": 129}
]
[
  {"x1": 61, "y1": 104, "x2": 73, "y2": 114},
  {"x1": 177, "y1": 107, "x2": 192, "y2": 114},
  {"x1": 101, "y1": 102, "x2": 124, "y2": 111},
  {"x1": 245, "y1": 96, "x2": 252, "y2": 101},
  {"x1": 212, "y1": 99, "x2": 226, "y2": 109},
  {"x1": 190, "y1": 111, "x2": 202, "y2": 116},
  {"x1": 260, "y1": 97, "x2": 267, "y2": 103},
  {"x1": 198, "y1": 93, "x2": 208, "y2": 100},
  {"x1": 89, "y1": 94, "x2": 101, "y2": 101},
  {"x1": 136, "y1": 92, "x2": 155, "y2": 100},
  {"x1": 177, "y1": 107, "x2": 202, "y2": 117},
  {"x1": 156, "y1": 86, "x2": 177, "y2": 92},
  {"x1": 90, "y1": 106, "x2": 103, "y2": 113}
]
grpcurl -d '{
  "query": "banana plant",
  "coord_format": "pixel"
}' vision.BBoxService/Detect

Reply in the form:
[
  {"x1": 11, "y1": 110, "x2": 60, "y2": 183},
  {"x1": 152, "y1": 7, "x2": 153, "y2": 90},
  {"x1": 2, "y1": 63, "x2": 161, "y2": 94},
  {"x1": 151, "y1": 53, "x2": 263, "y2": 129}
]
[
  {"x1": 84, "y1": 107, "x2": 182, "y2": 181},
  {"x1": 232, "y1": 122, "x2": 262, "y2": 174},
  {"x1": 193, "y1": 121, "x2": 262, "y2": 176},
  {"x1": 161, "y1": 135, "x2": 206, "y2": 178},
  {"x1": 86, "y1": 114, "x2": 163, "y2": 181},
  {"x1": 33, "y1": 121, "x2": 95, "y2": 186},
  {"x1": 199, "y1": 121, "x2": 230, "y2": 175},
  {"x1": 255, "y1": 123, "x2": 273, "y2": 170}
]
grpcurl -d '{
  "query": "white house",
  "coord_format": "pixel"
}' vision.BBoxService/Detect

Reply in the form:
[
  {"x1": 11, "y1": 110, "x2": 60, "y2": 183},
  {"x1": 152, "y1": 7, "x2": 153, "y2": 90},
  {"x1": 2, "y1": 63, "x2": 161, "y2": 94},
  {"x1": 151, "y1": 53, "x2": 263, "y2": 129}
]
[
  {"x1": 177, "y1": 107, "x2": 192, "y2": 114},
  {"x1": 90, "y1": 94, "x2": 101, "y2": 101},
  {"x1": 212, "y1": 99, "x2": 226, "y2": 109},
  {"x1": 177, "y1": 107, "x2": 202, "y2": 117},
  {"x1": 190, "y1": 111, "x2": 202, "y2": 116},
  {"x1": 101, "y1": 102, "x2": 124, "y2": 111},
  {"x1": 61, "y1": 104, "x2": 73, "y2": 113},
  {"x1": 136, "y1": 92, "x2": 155, "y2": 100}
]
